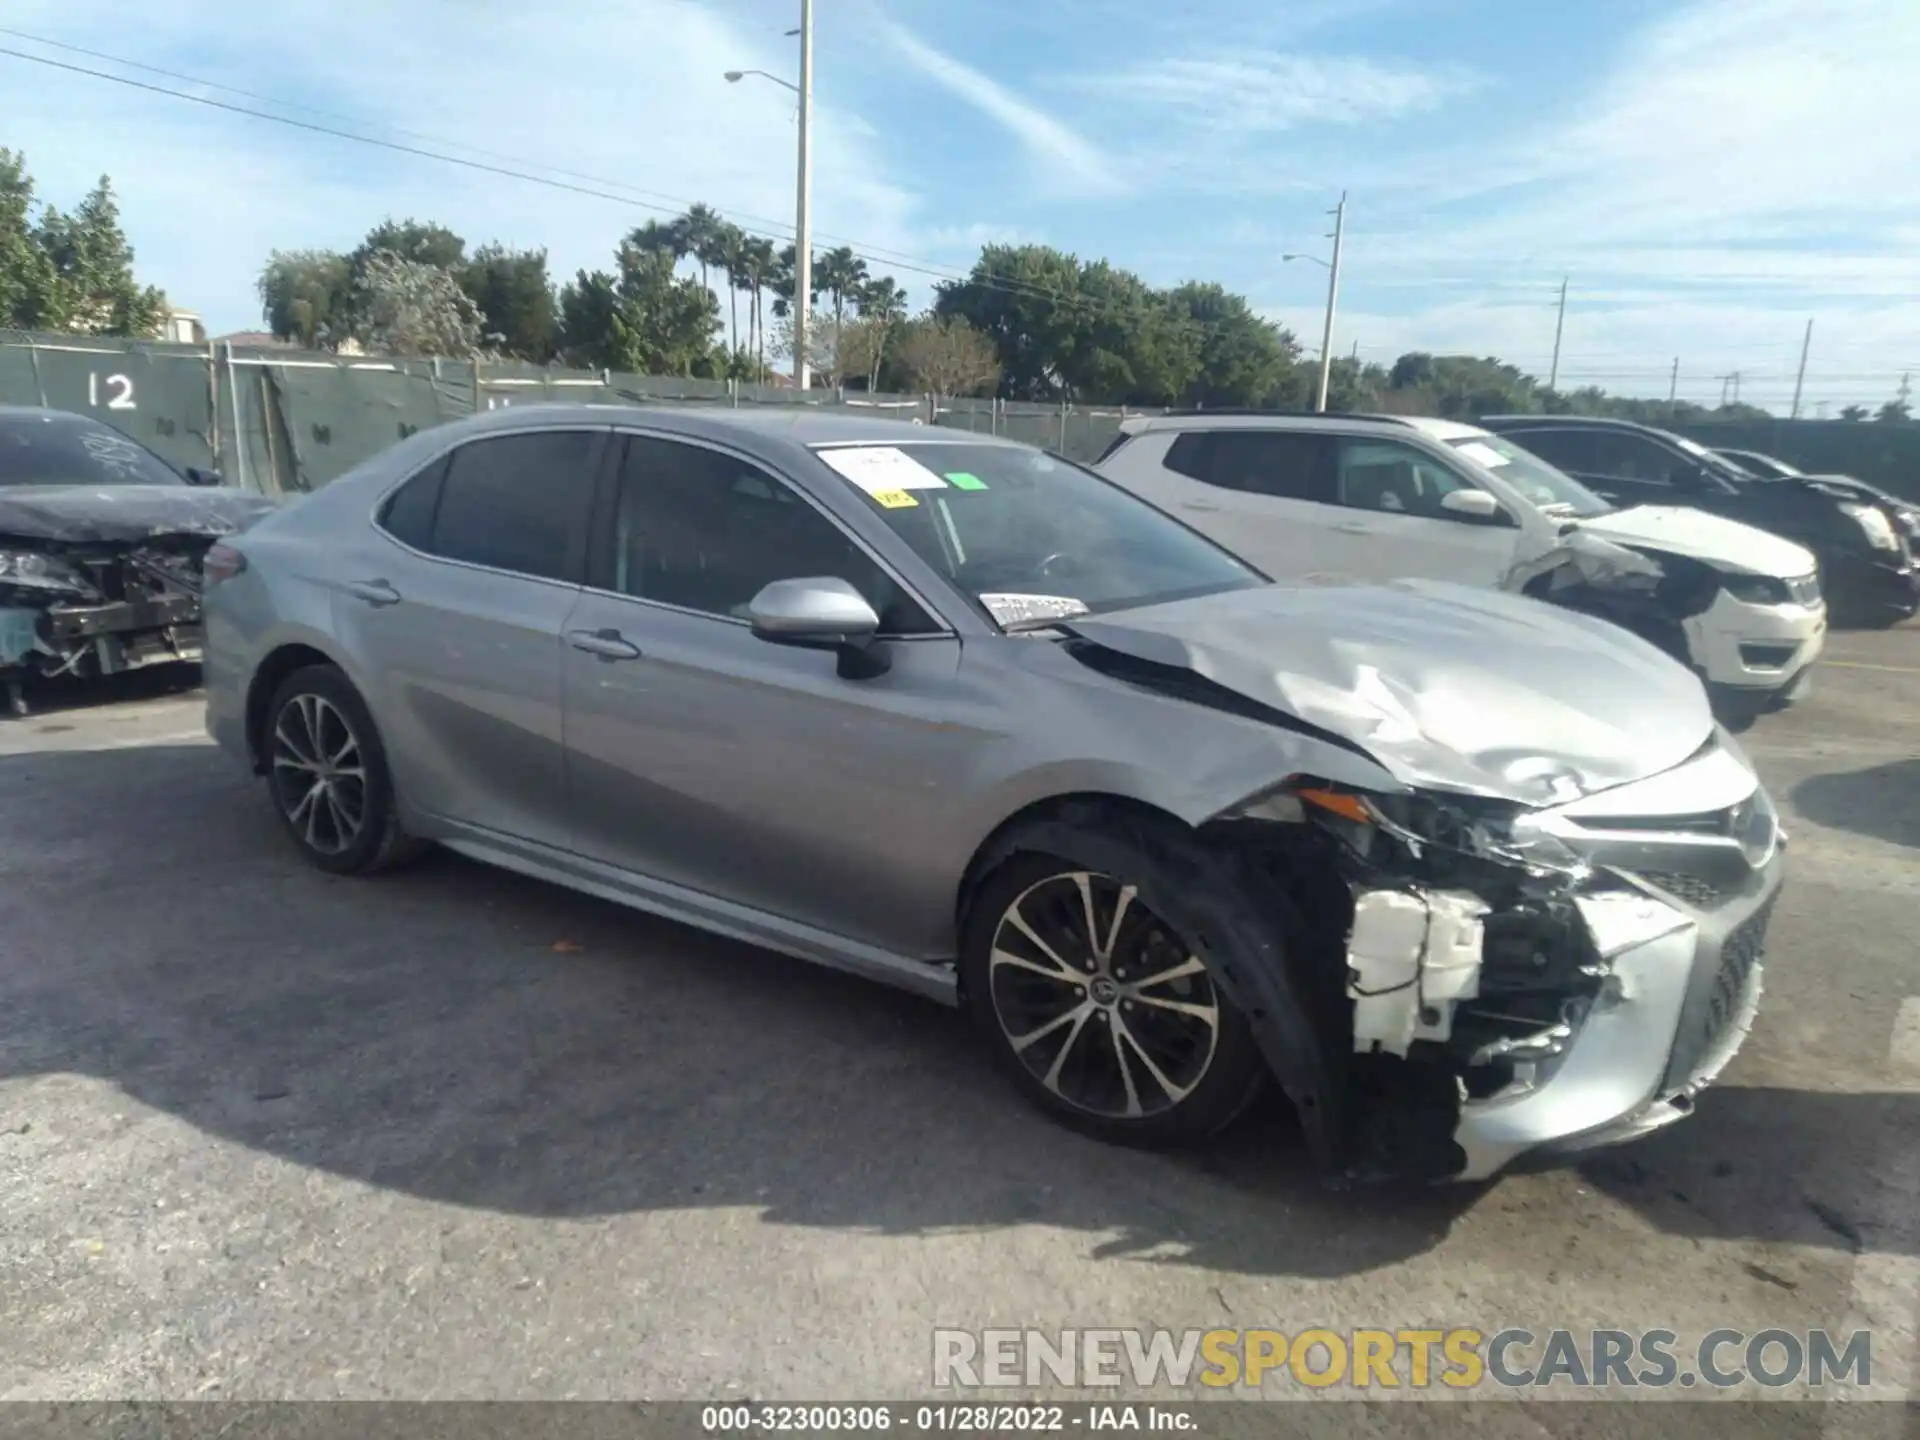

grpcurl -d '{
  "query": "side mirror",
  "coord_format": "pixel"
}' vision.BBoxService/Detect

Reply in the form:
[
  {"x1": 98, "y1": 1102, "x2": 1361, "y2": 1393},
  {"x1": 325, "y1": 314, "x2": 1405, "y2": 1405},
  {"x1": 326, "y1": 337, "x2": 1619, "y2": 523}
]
[
  {"x1": 1439, "y1": 488, "x2": 1506, "y2": 523},
  {"x1": 748, "y1": 576, "x2": 889, "y2": 678},
  {"x1": 184, "y1": 466, "x2": 223, "y2": 487}
]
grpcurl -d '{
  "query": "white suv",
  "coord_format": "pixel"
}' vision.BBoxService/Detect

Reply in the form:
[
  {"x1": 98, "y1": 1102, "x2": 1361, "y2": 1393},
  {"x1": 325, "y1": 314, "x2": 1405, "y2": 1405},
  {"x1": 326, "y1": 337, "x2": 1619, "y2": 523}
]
[{"x1": 1097, "y1": 412, "x2": 1827, "y2": 721}]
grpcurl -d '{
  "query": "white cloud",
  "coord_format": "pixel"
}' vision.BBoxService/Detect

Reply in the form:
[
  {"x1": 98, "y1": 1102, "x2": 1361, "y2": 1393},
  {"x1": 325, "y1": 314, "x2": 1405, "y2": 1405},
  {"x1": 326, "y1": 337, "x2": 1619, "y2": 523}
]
[
  {"x1": 868, "y1": 14, "x2": 1123, "y2": 200},
  {"x1": 0, "y1": 0, "x2": 931, "y2": 334},
  {"x1": 1060, "y1": 52, "x2": 1479, "y2": 135}
]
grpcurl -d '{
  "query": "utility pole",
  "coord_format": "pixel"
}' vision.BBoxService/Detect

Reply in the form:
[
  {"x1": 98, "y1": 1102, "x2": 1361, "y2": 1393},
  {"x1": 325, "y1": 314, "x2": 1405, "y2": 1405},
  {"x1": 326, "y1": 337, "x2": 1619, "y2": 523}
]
[
  {"x1": 1719, "y1": 373, "x2": 1732, "y2": 408},
  {"x1": 1668, "y1": 357, "x2": 1680, "y2": 406},
  {"x1": 1314, "y1": 191, "x2": 1347, "y2": 413},
  {"x1": 1733, "y1": 371, "x2": 1742, "y2": 406},
  {"x1": 792, "y1": 0, "x2": 814, "y2": 389},
  {"x1": 1790, "y1": 318, "x2": 1813, "y2": 419},
  {"x1": 1548, "y1": 277, "x2": 1568, "y2": 391}
]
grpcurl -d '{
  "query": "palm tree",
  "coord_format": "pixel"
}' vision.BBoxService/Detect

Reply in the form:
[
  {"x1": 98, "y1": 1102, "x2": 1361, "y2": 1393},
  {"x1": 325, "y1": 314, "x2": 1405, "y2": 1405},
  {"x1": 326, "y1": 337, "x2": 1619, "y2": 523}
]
[
  {"x1": 675, "y1": 203, "x2": 725, "y2": 297},
  {"x1": 853, "y1": 275, "x2": 908, "y2": 391},
  {"x1": 627, "y1": 219, "x2": 685, "y2": 258},
  {"x1": 814, "y1": 245, "x2": 869, "y2": 364},
  {"x1": 739, "y1": 234, "x2": 776, "y2": 379},
  {"x1": 713, "y1": 223, "x2": 750, "y2": 355}
]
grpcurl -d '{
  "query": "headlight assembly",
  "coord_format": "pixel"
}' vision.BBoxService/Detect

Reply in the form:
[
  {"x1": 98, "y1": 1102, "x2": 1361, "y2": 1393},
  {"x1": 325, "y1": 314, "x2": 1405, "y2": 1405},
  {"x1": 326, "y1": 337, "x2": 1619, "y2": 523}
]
[
  {"x1": 0, "y1": 548, "x2": 101, "y2": 598},
  {"x1": 1840, "y1": 502, "x2": 1900, "y2": 552},
  {"x1": 1236, "y1": 781, "x2": 1590, "y2": 878},
  {"x1": 1718, "y1": 572, "x2": 1791, "y2": 606}
]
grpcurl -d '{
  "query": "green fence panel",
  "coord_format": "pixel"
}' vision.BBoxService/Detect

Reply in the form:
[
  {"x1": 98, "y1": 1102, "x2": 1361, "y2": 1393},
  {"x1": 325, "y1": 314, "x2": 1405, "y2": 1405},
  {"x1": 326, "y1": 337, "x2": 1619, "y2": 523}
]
[{"x1": 0, "y1": 335, "x2": 217, "y2": 474}]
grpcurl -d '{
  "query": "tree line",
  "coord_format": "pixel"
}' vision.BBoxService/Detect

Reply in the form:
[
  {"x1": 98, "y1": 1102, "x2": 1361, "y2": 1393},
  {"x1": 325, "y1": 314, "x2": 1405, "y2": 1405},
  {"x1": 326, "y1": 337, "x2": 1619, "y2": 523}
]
[
  {"x1": 1, "y1": 148, "x2": 167, "y2": 338},
  {"x1": 5, "y1": 145, "x2": 1916, "y2": 422}
]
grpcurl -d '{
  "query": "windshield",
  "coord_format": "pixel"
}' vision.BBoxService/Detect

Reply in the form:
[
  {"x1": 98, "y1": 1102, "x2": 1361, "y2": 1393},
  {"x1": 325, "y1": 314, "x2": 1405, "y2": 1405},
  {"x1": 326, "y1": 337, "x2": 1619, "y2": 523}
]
[
  {"x1": 1668, "y1": 431, "x2": 1755, "y2": 483},
  {"x1": 1443, "y1": 433, "x2": 1613, "y2": 518},
  {"x1": 1721, "y1": 450, "x2": 1798, "y2": 479},
  {"x1": 0, "y1": 416, "x2": 185, "y2": 488},
  {"x1": 811, "y1": 440, "x2": 1264, "y2": 627}
]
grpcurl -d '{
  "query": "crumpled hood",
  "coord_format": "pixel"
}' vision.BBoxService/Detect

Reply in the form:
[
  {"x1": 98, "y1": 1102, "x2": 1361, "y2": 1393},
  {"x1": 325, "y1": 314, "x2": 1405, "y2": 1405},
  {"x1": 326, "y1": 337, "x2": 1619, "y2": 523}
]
[
  {"x1": 0, "y1": 485, "x2": 276, "y2": 545},
  {"x1": 1064, "y1": 579, "x2": 1716, "y2": 807},
  {"x1": 1576, "y1": 505, "x2": 1816, "y2": 579}
]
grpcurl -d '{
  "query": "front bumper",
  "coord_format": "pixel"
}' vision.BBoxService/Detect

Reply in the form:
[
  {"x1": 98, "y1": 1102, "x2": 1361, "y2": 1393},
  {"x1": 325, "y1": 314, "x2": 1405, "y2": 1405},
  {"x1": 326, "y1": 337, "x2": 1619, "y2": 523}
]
[
  {"x1": 1451, "y1": 798, "x2": 1783, "y2": 1181},
  {"x1": 1682, "y1": 590, "x2": 1826, "y2": 692},
  {"x1": 1, "y1": 594, "x2": 205, "y2": 678}
]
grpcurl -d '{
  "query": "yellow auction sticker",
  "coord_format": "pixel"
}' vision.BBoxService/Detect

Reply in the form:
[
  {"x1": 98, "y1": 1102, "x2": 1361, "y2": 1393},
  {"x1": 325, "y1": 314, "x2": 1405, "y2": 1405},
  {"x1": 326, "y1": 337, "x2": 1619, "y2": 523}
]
[{"x1": 870, "y1": 488, "x2": 919, "y2": 508}]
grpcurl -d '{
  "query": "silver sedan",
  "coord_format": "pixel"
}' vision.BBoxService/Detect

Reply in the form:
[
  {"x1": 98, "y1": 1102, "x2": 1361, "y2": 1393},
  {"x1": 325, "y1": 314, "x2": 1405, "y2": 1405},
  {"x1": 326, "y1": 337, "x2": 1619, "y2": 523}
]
[{"x1": 201, "y1": 405, "x2": 1784, "y2": 1181}]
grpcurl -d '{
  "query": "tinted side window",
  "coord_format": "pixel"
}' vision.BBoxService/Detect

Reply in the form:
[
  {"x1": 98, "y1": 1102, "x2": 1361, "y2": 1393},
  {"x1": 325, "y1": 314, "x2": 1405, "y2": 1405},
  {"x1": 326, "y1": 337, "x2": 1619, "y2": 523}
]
[
  {"x1": 428, "y1": 430, "x2": 600, "y2": 580},
  {"x1": 1505, "y1": 429, "x2": 1594, "y2": 472},
  {"x1": 378, "y1": 455, "x2": 447, "y2": 549},
  {"x1": 1333, "y1": 439, "x2": 1478, "y2": 517},
  {"x1": 1589, "y1": 432, "x2": 1678, "y2": 484},
  {"x1": 611, "y1": 436, "x2": 939, "y2": 634},
  {"x1": 1166, "y1": 430, "x2": 1337, "y2": 501}
]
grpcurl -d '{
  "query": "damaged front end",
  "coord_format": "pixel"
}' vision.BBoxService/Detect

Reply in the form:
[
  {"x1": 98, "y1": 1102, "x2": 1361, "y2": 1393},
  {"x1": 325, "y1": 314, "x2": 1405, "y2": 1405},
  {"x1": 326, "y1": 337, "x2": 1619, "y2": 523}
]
[
  {"x1": 1206, "y1": 741, "x2": 1783, "y2": 1183},
  {"x1": 0, "y1": 535, "x2": 215, "y2": 713}
]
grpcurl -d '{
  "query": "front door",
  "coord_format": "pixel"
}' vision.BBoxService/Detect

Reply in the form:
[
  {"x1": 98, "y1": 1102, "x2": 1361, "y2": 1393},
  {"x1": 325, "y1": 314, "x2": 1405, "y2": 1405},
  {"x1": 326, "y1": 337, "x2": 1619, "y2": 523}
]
[
  {"x1": 560, "y1": 431, "x2": 970, "y2": 956},
  {"x1": 1321, "y1": 437, "x2": 1523, "y2": 586}
]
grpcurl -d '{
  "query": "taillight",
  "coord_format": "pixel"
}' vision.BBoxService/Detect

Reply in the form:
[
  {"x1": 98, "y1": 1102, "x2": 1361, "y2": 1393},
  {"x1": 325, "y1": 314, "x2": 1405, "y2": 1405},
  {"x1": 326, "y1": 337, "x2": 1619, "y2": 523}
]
[{"x1": 202, "y1": 542, "x2": 248, "y2": 587}]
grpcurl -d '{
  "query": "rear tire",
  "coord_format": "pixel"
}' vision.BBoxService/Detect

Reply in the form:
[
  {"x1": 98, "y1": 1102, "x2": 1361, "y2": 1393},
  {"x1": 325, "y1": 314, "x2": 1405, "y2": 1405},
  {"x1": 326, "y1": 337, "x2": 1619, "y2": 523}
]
[
  {"x1": 264, "y1": 665, "x2": 424, "y2": 875},
  {"x1": 960, "y1": 819, "x2": 1270, "y2": 1148}
]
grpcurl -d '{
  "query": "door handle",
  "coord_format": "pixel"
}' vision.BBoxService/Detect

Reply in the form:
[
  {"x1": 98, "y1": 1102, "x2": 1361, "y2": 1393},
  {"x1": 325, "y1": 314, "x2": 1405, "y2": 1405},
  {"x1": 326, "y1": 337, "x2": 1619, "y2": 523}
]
[
  {"x1": 566, "y1": 627, "x2": 642, "y2": 661},
  {"x1": 1331, "y1": 522, "x2": 1370, "y2": 535},
  {"x1": 344, "y1": 578, "x2": 401, "y2": 607},
  {"x1": 1180, "y1": 500, "x2": 1221, "y2": 513}
]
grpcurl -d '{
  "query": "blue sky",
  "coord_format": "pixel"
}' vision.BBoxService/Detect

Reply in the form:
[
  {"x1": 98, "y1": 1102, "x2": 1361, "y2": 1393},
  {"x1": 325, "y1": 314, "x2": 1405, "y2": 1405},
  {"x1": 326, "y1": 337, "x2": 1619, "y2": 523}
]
[{"x1": 3, "y1": 0, "x2": 1918, "y2": 413}]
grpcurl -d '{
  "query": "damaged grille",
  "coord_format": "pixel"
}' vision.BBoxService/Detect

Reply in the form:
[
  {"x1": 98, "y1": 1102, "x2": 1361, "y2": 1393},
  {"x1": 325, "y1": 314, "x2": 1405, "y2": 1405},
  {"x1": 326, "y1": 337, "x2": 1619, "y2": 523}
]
[
  {"x1": 1632, "y1": 869, "x2": 1734, "y2": 910},
  {"x1": 1711, "y1": 902, "x2": 1771, "y2": 1040}
]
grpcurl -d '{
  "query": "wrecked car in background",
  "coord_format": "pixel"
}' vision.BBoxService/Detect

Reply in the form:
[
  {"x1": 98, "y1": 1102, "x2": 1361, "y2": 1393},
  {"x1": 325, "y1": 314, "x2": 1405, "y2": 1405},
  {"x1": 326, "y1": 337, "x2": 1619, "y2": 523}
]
[
  {"x1": 203, "y1": 406, "x2": 1784, "y2": 1183},
  {"x1": 1480, "y1": 415, "x2": 1918, "y2": 630},
  {"x1": 1095, "y1": 411, "x2": 1826, "y2": 726},
  {"x1": 0, "y1": 406, "x2": 275, "y2": 716},
  {"x1": 1714, "y1": 446, "x2": 1920, "y2": 552}
]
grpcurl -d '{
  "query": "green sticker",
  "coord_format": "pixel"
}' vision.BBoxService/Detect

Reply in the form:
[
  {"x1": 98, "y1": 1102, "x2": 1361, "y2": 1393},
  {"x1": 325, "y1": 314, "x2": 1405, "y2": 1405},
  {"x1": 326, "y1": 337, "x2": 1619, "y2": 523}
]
[{"x1": 945, "y1": 471, "x2": 988, "y2": 490}]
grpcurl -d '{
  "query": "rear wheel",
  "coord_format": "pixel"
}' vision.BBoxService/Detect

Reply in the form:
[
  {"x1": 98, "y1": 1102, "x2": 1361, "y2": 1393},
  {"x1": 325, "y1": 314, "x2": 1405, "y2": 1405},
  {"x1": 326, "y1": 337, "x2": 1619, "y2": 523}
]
[
  {"x1": 961, "y1": 831, "x2": 1268, "y2": 1147},
  {"x1": 265, "y1": 665, "x2": 423, "y2": 875}
]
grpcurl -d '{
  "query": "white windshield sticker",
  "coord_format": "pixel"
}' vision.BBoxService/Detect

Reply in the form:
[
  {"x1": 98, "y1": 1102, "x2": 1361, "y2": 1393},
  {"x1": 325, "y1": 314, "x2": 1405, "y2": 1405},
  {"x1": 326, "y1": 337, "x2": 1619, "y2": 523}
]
[
  {"x1": 817, "y1": 446, "x2": 949, "y2": 494},
  {"x1": 978, "y1": 593, "x2": 1091, "y2": 627},
  {"x1": 1455, "y1": 441, "x2": 1510, "y2": 469}
]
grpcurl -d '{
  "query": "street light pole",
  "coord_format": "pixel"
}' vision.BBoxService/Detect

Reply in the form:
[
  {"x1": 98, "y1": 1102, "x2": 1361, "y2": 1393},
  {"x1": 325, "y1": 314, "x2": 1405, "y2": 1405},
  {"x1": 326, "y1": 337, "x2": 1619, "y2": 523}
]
[
  {"x1": 793, "y1": 0, "x2": 814, "y2": 389},
  {"x1": 1314, "y1": 191, "x2": 1346, "y2": 414}
]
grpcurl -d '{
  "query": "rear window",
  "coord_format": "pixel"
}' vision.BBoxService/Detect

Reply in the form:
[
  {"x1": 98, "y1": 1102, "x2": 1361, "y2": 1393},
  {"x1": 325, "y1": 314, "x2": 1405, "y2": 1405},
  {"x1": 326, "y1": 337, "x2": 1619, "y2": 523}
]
[{"x1": 0, "y1": 415, "x2": 183, "y2": 487}]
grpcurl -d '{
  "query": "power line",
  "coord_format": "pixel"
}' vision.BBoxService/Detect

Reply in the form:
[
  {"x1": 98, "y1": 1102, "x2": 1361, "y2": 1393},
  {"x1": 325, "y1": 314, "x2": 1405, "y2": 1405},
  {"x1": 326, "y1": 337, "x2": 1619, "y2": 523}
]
[{"x1": 0, "y1": 36, "x2": 1151, "y2": 329}]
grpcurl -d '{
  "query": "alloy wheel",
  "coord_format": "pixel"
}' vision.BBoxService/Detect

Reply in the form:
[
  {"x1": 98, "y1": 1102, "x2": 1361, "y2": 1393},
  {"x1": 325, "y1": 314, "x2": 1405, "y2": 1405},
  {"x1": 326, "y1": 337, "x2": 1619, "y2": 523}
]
[
  {"x1": 270, "y1": 692, "x2": 367, "y2": 856},
  {"x1": 987, "y1": 871, "x2": 1221, "y2": 1120}
]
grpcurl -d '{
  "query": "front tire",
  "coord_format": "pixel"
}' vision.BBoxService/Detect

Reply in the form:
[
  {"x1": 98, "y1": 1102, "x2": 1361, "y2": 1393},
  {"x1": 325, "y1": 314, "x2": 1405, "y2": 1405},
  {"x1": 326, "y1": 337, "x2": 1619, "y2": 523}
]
[
  {"x1": 961, "y1": 830, "x2": 1269, "y2": 1148},
  {"x1": 264, "y1": 665, "x2": 422, "y2": 875}
]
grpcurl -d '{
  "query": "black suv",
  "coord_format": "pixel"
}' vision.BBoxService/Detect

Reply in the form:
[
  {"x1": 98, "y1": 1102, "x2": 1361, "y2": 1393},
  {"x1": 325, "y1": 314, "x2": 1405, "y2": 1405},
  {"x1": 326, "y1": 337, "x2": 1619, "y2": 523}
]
[{"x1": 1479, "y1": 415, "x2": 1918, "y2": 626}]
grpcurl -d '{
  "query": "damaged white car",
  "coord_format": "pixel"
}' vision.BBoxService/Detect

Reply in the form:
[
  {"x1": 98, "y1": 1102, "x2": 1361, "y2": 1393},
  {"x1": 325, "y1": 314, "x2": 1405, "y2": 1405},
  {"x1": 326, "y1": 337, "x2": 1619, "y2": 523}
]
[
  {"x1": 1097, "y1": 412, "x2": 1826, "y2": 725},
  {"x1": 204, "y1": 407, "x2": 1783, "y2": 1183}
]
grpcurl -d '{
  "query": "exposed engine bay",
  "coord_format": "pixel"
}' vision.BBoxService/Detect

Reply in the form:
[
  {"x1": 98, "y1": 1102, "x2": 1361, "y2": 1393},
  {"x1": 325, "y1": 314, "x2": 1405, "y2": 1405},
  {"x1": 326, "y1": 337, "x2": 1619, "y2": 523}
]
[
  {"x1": 1055, "y1": 590, "x2": 1780, "y2": 1183},
  {"x1": 0, "y1": 532, "x2": 217, "y2": 714}
]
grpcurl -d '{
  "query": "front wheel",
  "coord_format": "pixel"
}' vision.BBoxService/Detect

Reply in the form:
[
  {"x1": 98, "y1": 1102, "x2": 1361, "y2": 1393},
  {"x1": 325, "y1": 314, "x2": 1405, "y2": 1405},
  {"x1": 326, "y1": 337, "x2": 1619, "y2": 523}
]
[
  {"x1": 961, "y1": 839, "x2": 1268, "y2": 1148},
  {"x1": 264, "y1": 664, "x2": 422, "y2": 875}
]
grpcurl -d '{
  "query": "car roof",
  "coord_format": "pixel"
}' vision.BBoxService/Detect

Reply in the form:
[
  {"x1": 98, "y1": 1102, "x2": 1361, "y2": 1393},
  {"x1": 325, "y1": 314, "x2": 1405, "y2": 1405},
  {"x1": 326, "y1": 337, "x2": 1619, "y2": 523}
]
[
  {"x1": 1479, "y1": 413, "x2": 1676, "y2": 435},
  {"x1": 1120, "y1": 410, "x2": 1431, "y2": 438},
  {"x1": 1392, "y1": 415, "x2": 1489, "y2": 442},
  {"x1": 446, "y1": 401, "x2": 1030, "y2": 451},
  {"x1": 0, "y1": 404, "x2": 106, "y2": 427}
]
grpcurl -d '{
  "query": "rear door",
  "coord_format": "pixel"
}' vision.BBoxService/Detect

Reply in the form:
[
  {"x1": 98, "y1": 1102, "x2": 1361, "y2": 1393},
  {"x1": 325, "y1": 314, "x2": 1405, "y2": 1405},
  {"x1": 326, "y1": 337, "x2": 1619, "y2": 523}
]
[
  {"x1": 559, "y1": 431, "x2": 971, "y2": 956},
  {"x1": 333, "y1": 426, "x2": 605, "y2": 849},
  {"x1": 1101, "y1": 427, "x2": 1342, "y2": 578},
  {"x1": 1317, "y1": 437, "x2": 1524, "y2": 585}
]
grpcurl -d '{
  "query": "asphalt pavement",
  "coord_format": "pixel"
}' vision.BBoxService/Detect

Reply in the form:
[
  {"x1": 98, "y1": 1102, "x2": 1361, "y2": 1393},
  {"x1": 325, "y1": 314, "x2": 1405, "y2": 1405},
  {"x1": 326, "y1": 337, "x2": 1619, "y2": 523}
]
[{"x1": 0, "y1": 631, "x2": 1915, "y2": 1426}]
